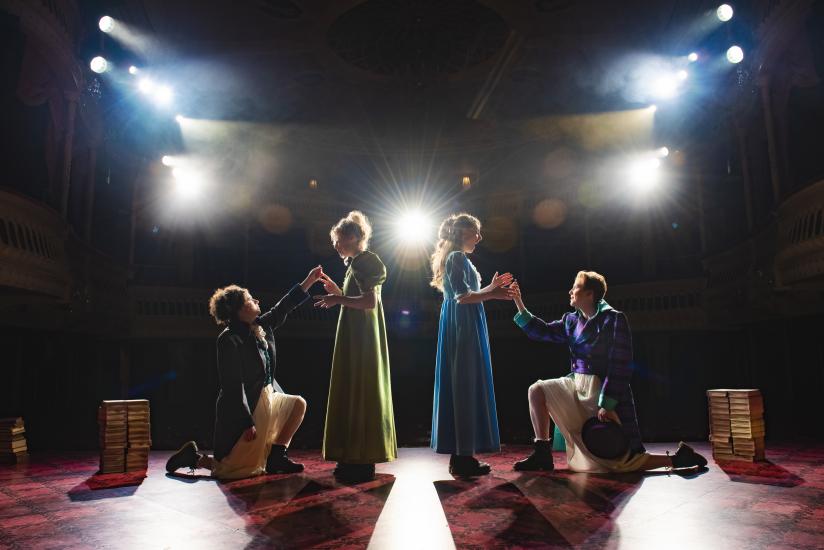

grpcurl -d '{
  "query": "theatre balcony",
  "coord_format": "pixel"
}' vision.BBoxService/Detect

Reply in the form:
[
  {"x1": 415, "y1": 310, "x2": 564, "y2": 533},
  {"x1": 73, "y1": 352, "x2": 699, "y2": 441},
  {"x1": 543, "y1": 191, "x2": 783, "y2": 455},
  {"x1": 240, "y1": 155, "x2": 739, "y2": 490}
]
[{"x1": 775, "y1": 177, "x2": 824, "y2": 288}]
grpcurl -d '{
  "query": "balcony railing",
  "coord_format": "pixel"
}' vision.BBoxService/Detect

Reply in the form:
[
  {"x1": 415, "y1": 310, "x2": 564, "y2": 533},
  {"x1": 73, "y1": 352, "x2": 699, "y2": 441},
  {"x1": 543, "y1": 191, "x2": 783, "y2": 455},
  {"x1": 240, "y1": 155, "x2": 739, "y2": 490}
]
[{"x1": 775, "y1": 178, "x2": 824, "y2": 286}]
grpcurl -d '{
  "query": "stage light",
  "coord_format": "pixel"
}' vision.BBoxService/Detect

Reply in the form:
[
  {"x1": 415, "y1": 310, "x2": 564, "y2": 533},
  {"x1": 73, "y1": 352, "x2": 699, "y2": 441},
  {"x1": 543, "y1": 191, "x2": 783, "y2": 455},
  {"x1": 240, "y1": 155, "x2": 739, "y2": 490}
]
[
  {"x1": 174, "y1": 114, "x2": 184, "y2": 123},
  {"x1": 628, "y1": 158, "x2": 661, "y2": 192},
  {"x1": 128, "y1": 66, "x2": 139, "y2": 75},
  {"x1": 657, "y1": 147, "x2": 670, "y2": 158},
  {"x1": 688, "y1": 52, "x2": 699, "y2": 62},
  {"x1": 461, "y1": 176, "x2": 471, "y2": 188},
  {"x1": 138, "y1": 78, "x2": 155, "y2": 94},
  {"x1": 396, "y1": 210, "x2": 432, "y2": 245},
  {"x1": 309, "y1": 179, "x2": 318, "y2": 189},
  {"x1": 99, "y1": 16, "x2": 115, "y2": 33},
  {"x1": 90, "y1": 56, "x2": 109, "y2": 74},
  {"x1": 726, "y1": 45, "x2": 744, "y2": 64},
  {"x1": 651, "y1": 75, "x2": 679, "y2": 99},
  {"x1": 649, "y1": 104, "x2": 658, "y2": 113},
  {"x1": 172, "y1": 168, "x2": 200, "y2": 199},
  {"x1": 716, "y1": 4, "x2": 733, "y2": 22},
  {"x1": 154, "y1": 85, "x2": 173, "y2": 106},
  {"x1": 677, "y1": 70, "x2": 688, "y2": 81},
  {"x1": 161, "y1": 155, "x2": 174, "y2": 166}
]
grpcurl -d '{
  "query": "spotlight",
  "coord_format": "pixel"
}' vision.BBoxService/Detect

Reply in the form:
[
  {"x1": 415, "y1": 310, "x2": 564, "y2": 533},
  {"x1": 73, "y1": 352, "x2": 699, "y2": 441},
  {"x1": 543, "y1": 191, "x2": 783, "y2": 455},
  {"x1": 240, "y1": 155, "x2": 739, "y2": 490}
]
[
  {"x1": 138, "y1": 78, "x2": 155, "y2": 94},
  {"x1": 90, "y1": 56, "x2": 109, "y2": 74},
  {"x1": 161, "y1": 155, "x2": 174, "y2": 166},
  {"x1": 688, "y1": 52, "x2": 699, "y2": 62},
  {"x1": 657, "y1": 147, "x2": 670, "y2": 158},
  {"x1": 651, "y1": 75, "x2": 679, "y2": 99},
  {"x1": 309, "y1": 179, "x2": 318, "y2": 189},
  {"x1": 98, "y1": 16, "x2": 115, "y2": 33},
  {"x1": 716, "y1": 4, "x2": 733, "y2": 22},
  {"x1": 461, "y1": 176, "x2": 471, "y2": 188},
  {"x1": 628, "y1": 158, "x2": 661, "y2": 192},
  {"x1": 128, "y1": 66, "x2": 139, "y2": 75},
  {"x1": 677, "y1": 70, "x2": 688, "y2": 81},
  {"x1": 174, "y1": 114, "x2": 184, "y2": 123},
  {"x1": 649, "y1": 104, "x2": 658, "y2": 112},
  {"x1": 172, "y1": 168, "x2": 200, "y2": 199},
  {"x1": 726, "y1": 45, "x2": 744, "y2": 64},
  {"x1": 154, "y1": 85, "x2": 173, "y2": 106},
  {"x1": 396, "y1": 210, "x2": 432, "y2": 245}
]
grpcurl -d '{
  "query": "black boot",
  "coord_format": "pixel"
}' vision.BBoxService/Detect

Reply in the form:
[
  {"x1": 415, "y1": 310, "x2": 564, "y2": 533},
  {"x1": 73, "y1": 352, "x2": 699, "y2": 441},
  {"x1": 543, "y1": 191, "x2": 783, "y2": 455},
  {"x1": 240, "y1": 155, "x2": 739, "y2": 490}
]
[
  {"x1": 166, "y1": 441, "x2": 200, "y2": 473},
  {"x1": 514, "y1": 440, "x2": 554, "y2": 472},
  {"x1": 266, "y1": 444, "x2": 304, "y2": 474},
  {"x1": 670, "y1": 442, "x2": 708, "y2": 469},
  {"x1": 334, "y1": 462, "x2": 375, "y2": 482},
  {"x1": 449, "y1": 454, "x2": 491, "y2": 477}
]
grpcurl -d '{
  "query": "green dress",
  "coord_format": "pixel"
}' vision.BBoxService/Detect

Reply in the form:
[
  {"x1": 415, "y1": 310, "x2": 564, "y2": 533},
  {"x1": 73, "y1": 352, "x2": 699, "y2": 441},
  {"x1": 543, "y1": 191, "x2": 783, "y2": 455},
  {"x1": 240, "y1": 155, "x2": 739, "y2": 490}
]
[{"x1": 323, "y1": 250, "x2": 397, "y2": 463}]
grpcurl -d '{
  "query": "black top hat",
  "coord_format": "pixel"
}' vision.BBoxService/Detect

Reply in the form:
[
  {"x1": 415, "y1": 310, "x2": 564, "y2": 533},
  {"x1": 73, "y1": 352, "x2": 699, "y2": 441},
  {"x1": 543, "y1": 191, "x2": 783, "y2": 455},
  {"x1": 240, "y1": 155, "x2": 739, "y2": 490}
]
[{"x1": 581, "y1": 416, "x2": 629, "y2": 460}]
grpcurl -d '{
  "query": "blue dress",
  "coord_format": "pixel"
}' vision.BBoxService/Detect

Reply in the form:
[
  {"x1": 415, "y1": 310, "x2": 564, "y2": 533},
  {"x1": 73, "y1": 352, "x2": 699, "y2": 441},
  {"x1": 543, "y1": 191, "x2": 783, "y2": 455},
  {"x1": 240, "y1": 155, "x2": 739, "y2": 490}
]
[{"x1": 431, "y1": 251, "x2": 501, "y2": 455}]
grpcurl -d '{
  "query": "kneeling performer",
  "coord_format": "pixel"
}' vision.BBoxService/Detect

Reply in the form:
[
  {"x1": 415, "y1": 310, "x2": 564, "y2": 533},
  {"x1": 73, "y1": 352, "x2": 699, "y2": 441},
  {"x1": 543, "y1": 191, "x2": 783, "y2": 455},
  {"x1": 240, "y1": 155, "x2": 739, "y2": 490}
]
[{"x1": 166, "y1": 267, "x2": 322, "y2": 479}]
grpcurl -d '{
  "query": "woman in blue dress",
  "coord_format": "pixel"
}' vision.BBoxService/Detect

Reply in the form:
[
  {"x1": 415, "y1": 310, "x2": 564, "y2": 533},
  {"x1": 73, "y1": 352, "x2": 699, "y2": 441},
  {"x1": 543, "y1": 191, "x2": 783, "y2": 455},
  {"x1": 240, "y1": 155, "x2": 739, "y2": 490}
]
[{"x1": 430, "y1": 213, "x2": 515, "y2": 476}]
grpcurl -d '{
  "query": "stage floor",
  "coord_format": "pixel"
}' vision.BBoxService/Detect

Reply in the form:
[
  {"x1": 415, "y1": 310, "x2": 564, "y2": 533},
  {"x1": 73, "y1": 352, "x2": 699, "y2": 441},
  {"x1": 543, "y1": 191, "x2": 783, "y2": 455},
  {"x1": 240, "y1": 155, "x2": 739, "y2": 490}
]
[{"x1": 1, "y1": 442, "x2": 823, "y2": 549}]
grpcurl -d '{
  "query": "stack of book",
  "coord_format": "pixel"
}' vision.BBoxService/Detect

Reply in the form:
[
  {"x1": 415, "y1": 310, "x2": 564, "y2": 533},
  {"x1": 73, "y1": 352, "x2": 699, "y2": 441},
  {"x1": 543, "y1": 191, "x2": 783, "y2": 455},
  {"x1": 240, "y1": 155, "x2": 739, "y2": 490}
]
[
  {"x1": 707, "y1": 390, "x2": 733, "y2": 459},
  {"x1": 98, "y1": 401, "x2": 127, "y2": 473},
  {"x1": 729, "y1": 389, "x2": 765, "y2": 461},
  {"x1": 126, "y1": 400, "x2": 151, "y2": 472},
  {"x1": 706, "y1": 388, "x2": 766, "y2": 462},
  {"x1": 0, "y1": 417, "x2": 28, "y2": 463}
]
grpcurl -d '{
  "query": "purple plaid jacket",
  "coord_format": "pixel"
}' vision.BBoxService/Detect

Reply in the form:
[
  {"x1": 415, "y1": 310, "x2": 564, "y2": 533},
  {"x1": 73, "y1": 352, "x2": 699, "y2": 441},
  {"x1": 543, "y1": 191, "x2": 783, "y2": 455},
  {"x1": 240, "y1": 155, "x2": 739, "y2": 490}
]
[{"x1": 514, "y1": 301, "x2": 645, "y2": 454}]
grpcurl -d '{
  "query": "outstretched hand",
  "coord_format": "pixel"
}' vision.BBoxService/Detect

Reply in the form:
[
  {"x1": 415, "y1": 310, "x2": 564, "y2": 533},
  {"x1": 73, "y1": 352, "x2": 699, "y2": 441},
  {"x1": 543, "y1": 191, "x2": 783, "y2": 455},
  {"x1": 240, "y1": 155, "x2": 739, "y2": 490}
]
[
  {"x1": 490, "y1": 271, "x2": 514, "y2": 289},
  {"x1": 300, "y1": 265, "x2": 324, "y2": 292},
  {"x1": 314, "y1": 294, "x2": 342, "y2": 309},
  {"x1": 489, "y1": 285, "x2": 517, "y2": 300},
  {"x1": 319, "y1": 273, "x2": 343, "y2": 296}
]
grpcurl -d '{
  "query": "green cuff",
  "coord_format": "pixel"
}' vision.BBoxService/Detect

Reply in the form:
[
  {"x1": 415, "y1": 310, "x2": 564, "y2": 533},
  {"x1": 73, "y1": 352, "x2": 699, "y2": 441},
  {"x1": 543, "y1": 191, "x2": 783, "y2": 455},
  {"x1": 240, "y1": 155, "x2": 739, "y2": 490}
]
[
  {"x1": 598, "y1": 394, "x2": 619, "y2": 411},
  {"x1": 513, "y1": 309, "x2": 534, "y2": 328}
]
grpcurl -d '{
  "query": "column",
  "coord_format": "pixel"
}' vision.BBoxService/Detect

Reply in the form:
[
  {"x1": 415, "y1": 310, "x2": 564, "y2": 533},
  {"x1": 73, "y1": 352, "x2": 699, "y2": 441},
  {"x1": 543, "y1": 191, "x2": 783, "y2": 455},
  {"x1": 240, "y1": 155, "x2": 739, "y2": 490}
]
[{"x1": 59, "y1": 92, "x2": 79, "y2": 219}]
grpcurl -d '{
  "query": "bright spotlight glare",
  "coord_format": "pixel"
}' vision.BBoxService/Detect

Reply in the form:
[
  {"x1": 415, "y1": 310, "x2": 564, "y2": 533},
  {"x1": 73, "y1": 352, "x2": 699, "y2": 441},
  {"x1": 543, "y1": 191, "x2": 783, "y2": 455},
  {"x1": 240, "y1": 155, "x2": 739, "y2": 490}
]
[
  {"x1": 98, "y1": 16, "x2": 115, "y2": 33},
  {"x1": 161, "y1": 155, "x2": 174, "y2": 166},
  {"x1": 649, "y1": 104, "x2": 658, "y2": 112},
  {"x1": 651, "y1": 75, "x2": 679, "y2": 99},
  {"x1": 175, "y1": 114, "x2": 184, "y2": 123},
  {"x1": 154, "y1": 85, "x2": 173, "y2": 106},
  {"x1": 90, "y1": 56, "x2": 108, "y2": 74},
  {"x1": 688, "y1": 52, "x2": 699, "y2": 62},
  {"x1": 138, "y1": 78, "x2": 155, "y2": 94},
  {"x1": 172, "y1": 168, "x2": 201, "y2": 199},
  {"x1": 716, "y1": 4, "x2": 733, "y2": 22},
  {"x1": 128, "y1": 66, "x2": 139, "y2": 75},
  {"x1": 677, "y1": 70, "x2": 688, "y2": 81},
  {"x1": 396, "y1": 211, "x2": 432, "y2": 245},
  {"x1": 726, "y1": 45, "x2": 744, "y2": 64},
  {"x1": 628, "y1": 158, "x2": 661, "y2": 192},
  {"x1": 657, "y1": 147, "x2": 670, "y2": 158}
]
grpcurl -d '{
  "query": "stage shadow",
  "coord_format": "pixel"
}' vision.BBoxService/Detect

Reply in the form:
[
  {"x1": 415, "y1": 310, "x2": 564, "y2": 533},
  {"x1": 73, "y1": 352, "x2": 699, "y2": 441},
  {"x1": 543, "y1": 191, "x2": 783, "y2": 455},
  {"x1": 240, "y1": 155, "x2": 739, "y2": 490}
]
[
  {"x1": 164, "y1": 471, "x2": 215, "y2": 483},
  {"x1": 67, "y1": 471, "x2": 146, "y2": 501},
  {"x1": 717, "y1": 460, "x2": 804, "y2": 487},
  {"x1": 217, "y1": 473, "x2": 396, "y2": 549}
]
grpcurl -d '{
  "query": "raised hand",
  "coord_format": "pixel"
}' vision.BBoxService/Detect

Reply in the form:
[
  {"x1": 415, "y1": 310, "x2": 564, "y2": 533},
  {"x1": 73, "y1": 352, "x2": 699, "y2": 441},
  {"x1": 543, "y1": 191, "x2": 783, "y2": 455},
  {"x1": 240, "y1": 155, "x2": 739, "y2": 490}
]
[
  {"x1": 510, "y1": 280, "x2": 522, "y2": 301},
  {"x1": 314, "y1": 294, "x2": 342, "y2": 309},
  {"x1": 490, "y1": 271, "x2": 514, "y2": 289},
  {"x1": 319, "y1": 273, "x2": 343, "y2": 296},
  {"x1": 300, "y1": 265, "x2": 324, "y2": 292},
  {"x1": 489, "y1": 285, "x2": 517, "y2": 300}
]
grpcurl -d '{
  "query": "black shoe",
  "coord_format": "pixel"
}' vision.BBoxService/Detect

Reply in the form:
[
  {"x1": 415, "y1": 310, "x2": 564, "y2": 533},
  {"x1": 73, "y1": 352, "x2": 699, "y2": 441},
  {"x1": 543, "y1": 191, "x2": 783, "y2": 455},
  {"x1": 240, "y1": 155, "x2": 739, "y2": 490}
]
[
  {"x1": 334, "y1": 462, "x2": 375, "y2": 482},
  {"x1": 266, "y1": 445, "x2": 304, "y2": 474},
  {"x1": 449, "y1": 455, "x2": 491, "y2": 477},
  {"x1": 514, "y1": 440, "x2": 554, "y2": 471},
  {"x1": 670, "y1": 442, "x2": 708, "y2": 469},
  {"x1": 166, "y1": 441, "x2": 199, "y2": 473}
]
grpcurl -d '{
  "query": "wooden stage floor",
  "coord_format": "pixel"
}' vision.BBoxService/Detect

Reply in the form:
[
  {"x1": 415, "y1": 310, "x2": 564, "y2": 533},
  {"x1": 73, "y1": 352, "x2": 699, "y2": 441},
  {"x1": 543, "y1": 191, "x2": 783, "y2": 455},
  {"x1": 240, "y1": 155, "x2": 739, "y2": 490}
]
[{"x1": 1, "y1": 442, "x2": 823, "y2": 549}]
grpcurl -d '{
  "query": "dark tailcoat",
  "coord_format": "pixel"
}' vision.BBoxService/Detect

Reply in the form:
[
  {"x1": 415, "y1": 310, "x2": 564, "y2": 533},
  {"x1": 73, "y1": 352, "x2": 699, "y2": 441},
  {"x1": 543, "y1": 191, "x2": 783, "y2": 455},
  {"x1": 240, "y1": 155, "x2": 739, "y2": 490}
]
[{"x1": 213, "y1": 285, "x2": 308, "y2": 461}]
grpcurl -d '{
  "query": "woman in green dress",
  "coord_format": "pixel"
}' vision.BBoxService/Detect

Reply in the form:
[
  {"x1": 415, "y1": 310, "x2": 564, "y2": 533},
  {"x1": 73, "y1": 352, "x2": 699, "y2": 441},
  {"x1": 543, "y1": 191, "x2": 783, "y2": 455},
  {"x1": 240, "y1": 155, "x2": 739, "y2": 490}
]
[{"x1": 314, "y1": 210, "x2": 397, "y2": 481}]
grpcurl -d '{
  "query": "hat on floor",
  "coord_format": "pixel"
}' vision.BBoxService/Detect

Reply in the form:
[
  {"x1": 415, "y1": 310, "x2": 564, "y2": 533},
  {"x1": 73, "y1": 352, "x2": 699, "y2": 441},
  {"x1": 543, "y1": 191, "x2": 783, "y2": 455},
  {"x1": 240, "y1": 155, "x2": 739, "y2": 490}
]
[{"x1": 581, "y1": 417, "x2": 629, "y2": 460}]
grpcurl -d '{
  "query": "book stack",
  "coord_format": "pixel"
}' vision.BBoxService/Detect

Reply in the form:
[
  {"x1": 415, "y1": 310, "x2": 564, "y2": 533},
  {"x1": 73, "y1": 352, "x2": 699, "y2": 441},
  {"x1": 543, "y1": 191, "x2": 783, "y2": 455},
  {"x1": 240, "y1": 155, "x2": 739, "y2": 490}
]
[
  {"x1": 126, "y1": 400, "x2": 151, "y2": 472},
  {"x1": 729, "y1": 389, "x2": 765, "y2": 461},
  {"x1": 98, "y1": 401, "x2": 127, "y2": 473},
  {"x1": 0, "y1": 417, "x2": 28, "y2": 463},
  {"x1": 706, "y1": 390, "x2": 733, "y2": 459},
  {"x1": 706, "y1": 389, "x2": 766, "y2": 462}
]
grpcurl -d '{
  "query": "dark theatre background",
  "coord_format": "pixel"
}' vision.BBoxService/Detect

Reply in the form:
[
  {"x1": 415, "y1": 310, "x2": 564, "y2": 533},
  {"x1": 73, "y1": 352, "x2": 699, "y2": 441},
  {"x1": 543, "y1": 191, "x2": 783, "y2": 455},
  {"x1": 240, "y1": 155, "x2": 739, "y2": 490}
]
[{"x1": 1, "y1": 1, "x2": 824, "y2": 456}]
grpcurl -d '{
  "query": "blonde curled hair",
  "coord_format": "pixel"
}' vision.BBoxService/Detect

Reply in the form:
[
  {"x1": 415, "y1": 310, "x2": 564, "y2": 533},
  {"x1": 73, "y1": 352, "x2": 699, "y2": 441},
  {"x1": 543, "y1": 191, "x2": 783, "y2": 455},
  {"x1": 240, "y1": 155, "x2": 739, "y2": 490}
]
[
  {"x1": 330, "y1": 210, "x2": 372, "y2": 251},
  {"x1": 430, "y1": 213, "x2": 481, "y2": 291}
]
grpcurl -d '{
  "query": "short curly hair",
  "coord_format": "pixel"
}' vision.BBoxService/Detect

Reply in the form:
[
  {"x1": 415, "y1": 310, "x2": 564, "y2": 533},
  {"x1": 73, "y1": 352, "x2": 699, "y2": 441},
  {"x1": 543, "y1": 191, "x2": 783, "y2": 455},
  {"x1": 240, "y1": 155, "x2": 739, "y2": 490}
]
[
  {"x1": 576, "y1": 271, "x2": 607, "y2": 304},
  {"x1": 208, "y1": 285, "x2": 248, "y2": 326}
]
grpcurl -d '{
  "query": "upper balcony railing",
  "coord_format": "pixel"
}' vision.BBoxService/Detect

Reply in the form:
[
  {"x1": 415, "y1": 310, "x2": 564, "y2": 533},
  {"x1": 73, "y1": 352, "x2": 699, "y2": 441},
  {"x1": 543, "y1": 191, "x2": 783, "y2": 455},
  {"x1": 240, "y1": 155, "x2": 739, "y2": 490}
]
[{"x1": 775, "y1": 178, "x2": 824, "y2": 287}]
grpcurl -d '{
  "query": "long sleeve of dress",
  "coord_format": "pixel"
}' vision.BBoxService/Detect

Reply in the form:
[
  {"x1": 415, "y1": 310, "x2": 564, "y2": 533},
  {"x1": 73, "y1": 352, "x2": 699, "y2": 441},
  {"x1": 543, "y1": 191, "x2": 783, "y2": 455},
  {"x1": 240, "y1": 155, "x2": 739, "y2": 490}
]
[
  {"x1": 598, "y1": 312, "x2": 633, "y2": 411},
  {"x1": 256, "y1": 284, "x2": 309, "y2": 331},
  {"x1": 513, "y1": 310, "x2": 570, "y2": 344},
  {"x1": 217, "y1": 335, "x2": 254, "y2": 430}
]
